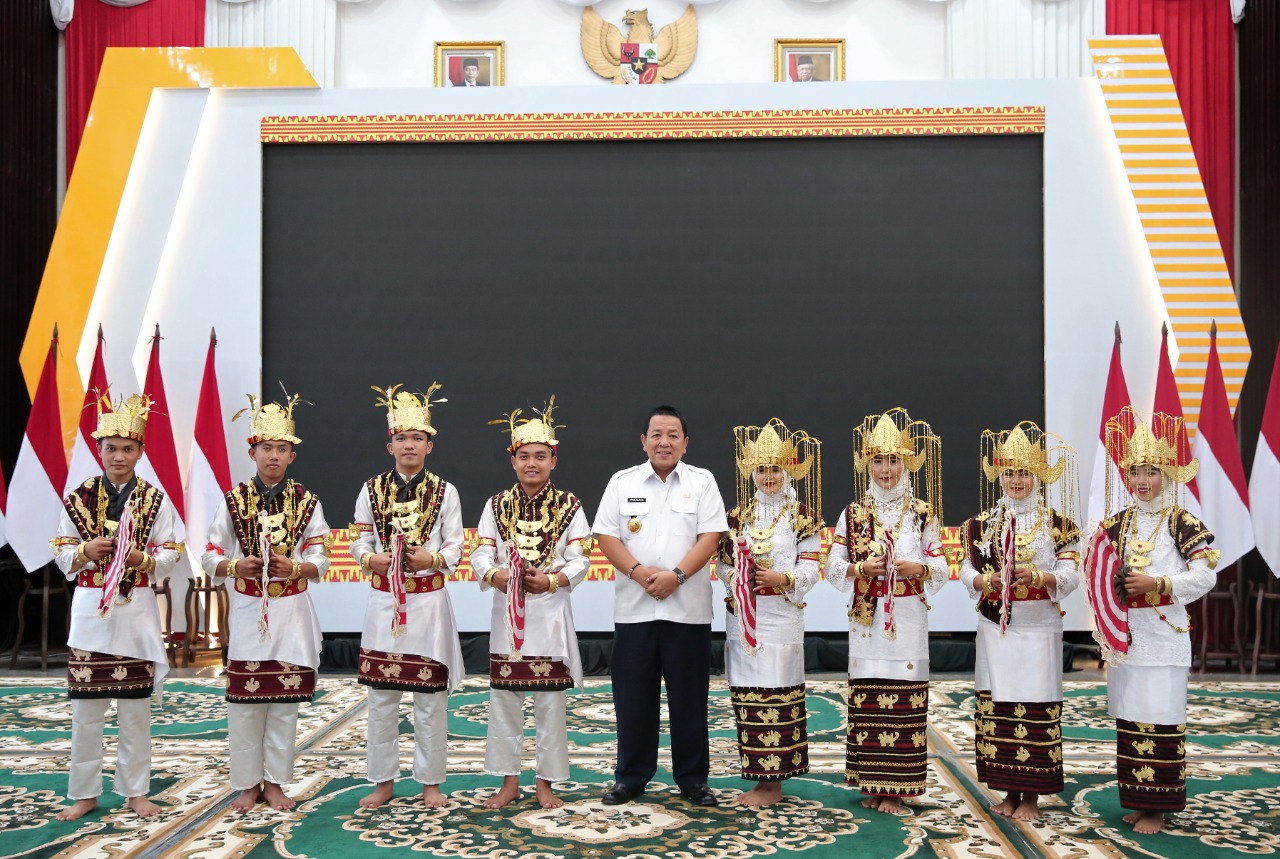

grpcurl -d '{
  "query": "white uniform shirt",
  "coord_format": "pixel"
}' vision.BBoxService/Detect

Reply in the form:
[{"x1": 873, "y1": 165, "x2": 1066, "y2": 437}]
[
  {"x1": 471, "y1": 491, "x2": 592, "y2": 686},
  {"x1": 593, "y1": 460, "x2": 728, "y2": 625}
]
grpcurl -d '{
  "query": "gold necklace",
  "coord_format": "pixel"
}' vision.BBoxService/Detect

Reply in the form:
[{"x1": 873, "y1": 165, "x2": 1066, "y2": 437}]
[{"x1": 746, "y1": 499, "x2": 792, "y2": 569}]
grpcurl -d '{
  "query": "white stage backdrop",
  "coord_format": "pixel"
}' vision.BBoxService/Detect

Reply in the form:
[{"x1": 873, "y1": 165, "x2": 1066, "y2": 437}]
[{"x1": 83, "y1": 77, "x2": 1169, "y2": 632}]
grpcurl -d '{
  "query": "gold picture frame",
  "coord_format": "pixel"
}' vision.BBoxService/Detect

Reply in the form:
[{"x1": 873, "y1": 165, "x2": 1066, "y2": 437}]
[
  {"x1": 774, "y1": 39, "x2": 845, "y2": 84},
  {"x1": 434, "y1": 41, "x2": 506, "y2": 88}
]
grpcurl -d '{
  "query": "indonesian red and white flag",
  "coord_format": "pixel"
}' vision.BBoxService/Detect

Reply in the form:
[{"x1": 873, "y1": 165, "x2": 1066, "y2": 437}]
[
  {"x1": 136, "y1": 327, "x2": 186, "y2": 538},
  {"x1": 65, "y1": 325, "x2": 109, "y2": 494},
  {"x1": 998, "y1": 511, "x2": 1017, "y2": 634},
  {"x1": 97, "y1": 496, "x2": 135, "y2": 619},
  {"x1": 9, "y1": 330, "x2": 68, "y2": 571},
  {"x1": 1190, "y1": 324, "x2": 1254, "y2": 568},
  {"x1": 1087, "y1": 326, "x2": 1133, "y2": 526},
  {"x1": 0, "y1": 459, "x2": 9, "y2": 550},
  {"x1": 733, "y1": 537, "x2": 758, "y2": 655},
  {"x1": 1084, "y1": 528, "x2": 1128, "y2": 661},
  {"x1": 505, "y1": 542, "x2": 527, "y2": 657},
  {"x1": 186, "y1": 330, "x2": 232, "y2": 580},
  {"x1": 1153, "y1": 324, "x2": 1203, "y2": 518},
  {"x1": 387, "y1": 524, "x2": 408, "y2": 637},
  {"x1": 1250, "y1": 342, "x2": 1280, "y2": 577},
  {"x1": 882, "y1": 530, "x2": 898, "y2": 639}
]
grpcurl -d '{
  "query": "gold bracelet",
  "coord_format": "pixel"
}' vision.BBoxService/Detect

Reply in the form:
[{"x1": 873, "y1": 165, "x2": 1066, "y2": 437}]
[
  {"x1": 982, "y1": 572, "x2": 993, "y2": 595},
  {"x1": 227, "y1": 558, "x2": 239, "y2": 578},
  {"x1": 290, "y1": 559, "x2": 302, "y2": 580},
  {"x1": 784, "y1": 571, "x2": 796, "y2": 590},
  {"x1": 1159, "y1": 576, "x2": 1172, "y2": 597},
  {"x1": 482, "y1": 569, "x2": 496, "y2": 586},
  {"x1": 359, "y1": 553, "x2": 372, "y2": 572},
  {"x1": 547, "y1": 573, "x2": 560, "y2": 594},
  {"x1": 75, "y1": 542, "x2": 90, "y2": 567},
  {"x1": 1030, "y1": 570, "x2": 1044, "y2": 589},
  {"x1": 854, "y1": 560, "x2": 865, "y2": 578}
]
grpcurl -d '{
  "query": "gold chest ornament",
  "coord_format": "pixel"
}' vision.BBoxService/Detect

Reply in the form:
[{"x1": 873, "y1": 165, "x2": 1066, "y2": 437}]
[{"x1": 514, "y1": 518, "x2": 546, "y2": 564}]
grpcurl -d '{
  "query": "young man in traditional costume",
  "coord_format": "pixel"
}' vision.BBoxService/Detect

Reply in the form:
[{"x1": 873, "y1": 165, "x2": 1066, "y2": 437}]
[
  {"x1": 349, "y1": 384, "x2": 464, "y2": 810},
  {"x1": 716, "y1": 418, "x2": 824, "y2": 808},
  {"x1": 470, "y1": 398, "x2": 592, "y2": 810},
  {"x1": 202, "y1": 394, "x2": 331, "y2": 812},
  {"x1": 824, "y1": 408, "x2": 948, "y2": 815},
  {"x1": 958, "y1": 422, "x2": 1080, "y2": 821},
  {"x1": 1091, "y1": 408, "x2": 1218, "y2": 835},
  {"x1": 51, "y1": 395, "x2": 182, "y2": 821}
]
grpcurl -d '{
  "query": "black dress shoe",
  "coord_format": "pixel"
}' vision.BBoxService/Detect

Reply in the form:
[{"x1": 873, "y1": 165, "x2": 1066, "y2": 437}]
[
  {"x1": 602, "y1": 783, "x2": 645, "y2": 805},
  {"x1": 679, "y1": 784, "x2": 719, "y2": 806}
]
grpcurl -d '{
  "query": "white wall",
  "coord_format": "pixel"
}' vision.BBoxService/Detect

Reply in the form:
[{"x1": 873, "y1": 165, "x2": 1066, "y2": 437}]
[{"x1": 92, "y1": 76, "x2": 1167, "y2": 632}]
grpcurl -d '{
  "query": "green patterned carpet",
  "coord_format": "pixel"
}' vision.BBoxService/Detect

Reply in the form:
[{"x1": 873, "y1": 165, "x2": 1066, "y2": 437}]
[{"x1": 1, "y1": 676, "x2": 1277, "y2": 858}]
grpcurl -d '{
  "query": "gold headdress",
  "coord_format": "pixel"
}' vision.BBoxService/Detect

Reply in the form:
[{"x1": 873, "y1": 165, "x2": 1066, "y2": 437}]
[
  {"x1": 373, "y1": 383, "x2": 446, "y2": 437},
  {"x1": 733, "y1": 418, "x2": 821, "y2": 516},
  {"x1": 978, "y1": 421, "x2": 1079, "y2": 529},
  {"x1": 234, "y1": 392, "x2": 302, "y2": 445},
  {"x1": 1105, "y1": 406, "x2": 1198, "y2": 512},
  {"x1": 90, "y1": 393, "x2": 151, "y2": 442},
  {"x1": 489, "y1": 396, "x2": 562, "y2": 453},
  {"x1": 851, "y1": 408, "x2": 942, "y2": 524}
]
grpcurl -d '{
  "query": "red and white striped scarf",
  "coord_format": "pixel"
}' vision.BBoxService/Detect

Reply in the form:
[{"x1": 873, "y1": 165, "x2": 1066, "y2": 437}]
[
  {"x1": 733, "y1": 537, "x2": 758, "y2": 655},
  {"x1": 387, "y1": 522, "x2": 408, "y2": 637},
  {"x1": 96, "y1": 495, "x2": 135, "y2": 619},
  {"x1": 505, "y1": 542, "x2": 527, "y2": 658},
  {"x1": 998, "y1": 510, "x2": 1017, "y2": 634},
  {"x1": 882, "y1": 530, "x2": 898, "y2": 639}
]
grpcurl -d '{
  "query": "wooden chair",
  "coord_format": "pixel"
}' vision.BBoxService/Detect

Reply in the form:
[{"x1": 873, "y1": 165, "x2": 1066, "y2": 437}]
[
  {"x1": 10, "y1": 563, "x2": 72, "y2": 671},
  {"x1": 183, "y1": 574, "x2": 228, "y2": 667},
  {"x1": 151, "y1": 575, "x2": 184, "y2": 668},
  {"x1": 1195, "y1": 565, "x2": 1245, "y2": 673},
  {"x1": 1252, "y1": 577, "x2": 1280, "y2": 674}
]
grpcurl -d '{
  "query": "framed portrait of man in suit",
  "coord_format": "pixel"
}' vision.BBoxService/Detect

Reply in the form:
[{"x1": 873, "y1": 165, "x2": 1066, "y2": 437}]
[
  {"x1": 435, "y1": 42, "x2": 506, "y2": 88},
  {"x1": 774, "y1": 39, "x2": 845, "y2": 84}
]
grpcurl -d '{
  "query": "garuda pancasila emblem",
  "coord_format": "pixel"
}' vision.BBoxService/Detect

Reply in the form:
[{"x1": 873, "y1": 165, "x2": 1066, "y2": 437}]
[{"x1": 580, "y1": 6, "x2": 698, "y2": 85}]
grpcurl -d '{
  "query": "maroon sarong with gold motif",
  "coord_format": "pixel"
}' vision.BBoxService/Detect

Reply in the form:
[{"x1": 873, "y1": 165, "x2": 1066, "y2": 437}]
[
  {"x1": 67, "y1": 649, "x2": 154, "y2": 699},
  {"x1": 357, "y1": 648, "x2": 449, "y2": 693},
  {"x1": 845, "y1": 678, "x2": 929, "y2": 797},
  {"x1": 225, "y1": 660, "x2": 316, "y2": 704},
  {"x1": 730, "y1": 683, "x2": 809, "y2": 782},
  {"x1": 974, "y1": 691, "x2": 1064, "y2": 794},
  {"x1": 488, "y1": 654, "x2": 573, "y2": 692},
  {"x1": 1117, "y1": 718, "x2": 1186, "y2": 811}
]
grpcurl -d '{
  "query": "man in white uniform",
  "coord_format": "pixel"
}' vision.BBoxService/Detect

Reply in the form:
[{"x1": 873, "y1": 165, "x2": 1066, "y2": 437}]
[
  {"x1": 471, "y1": 398, "x2": 592, "y2": 809},
  {"x1": 51, "y1": 395, "x2": 181, "y2": 821},
  {"x1": 349, "y1": 384, "x2": 464, "y2": 810},
  {"x1": 593, "y1": 405, "x2": 728, "y2": 807},
  {"x1": 203, "y1": 395, "x2": 331, "y2": 813}
]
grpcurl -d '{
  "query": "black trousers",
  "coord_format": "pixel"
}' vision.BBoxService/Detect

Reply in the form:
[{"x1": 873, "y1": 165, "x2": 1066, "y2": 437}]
[{"x1": 611, "y1": 620, "x2": 711, "y2": 791}]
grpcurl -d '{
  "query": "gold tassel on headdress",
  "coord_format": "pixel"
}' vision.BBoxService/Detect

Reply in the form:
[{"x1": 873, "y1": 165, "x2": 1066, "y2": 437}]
[
  {"x1": 1104, "y1": 405, "x2": 1199, "y2": 516},
  {"x1": 978, "y1": 421, "x2": 1080, "y2": 541},
  {"x1": 851, "y1": 408, "x2": 943, "y2": 527}
]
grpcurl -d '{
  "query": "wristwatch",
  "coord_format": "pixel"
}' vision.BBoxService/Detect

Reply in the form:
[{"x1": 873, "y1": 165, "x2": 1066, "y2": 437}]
[{"x1": 673, "y1": 567, "x2": 688, "y2": 586}]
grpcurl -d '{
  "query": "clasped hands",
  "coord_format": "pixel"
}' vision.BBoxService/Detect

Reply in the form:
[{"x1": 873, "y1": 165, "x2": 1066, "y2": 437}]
[
  {"x1": 860, "y1": 556, "x2": 929, "y2": 580},
  {"x1": 82, "y1": 535, "x2": 146, "y2": 568},
  {"x1": 231, "y1": 552, "x2": 295, "y2": 578},
  {"x1": 484, "y1": 567, "x2": 558, "y2": 595}
]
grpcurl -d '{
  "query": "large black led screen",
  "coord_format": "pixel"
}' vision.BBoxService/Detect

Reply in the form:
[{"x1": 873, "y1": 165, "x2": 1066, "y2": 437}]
[{"x1": 263, "y1": 134, "x2": 1044, "y2": 528}]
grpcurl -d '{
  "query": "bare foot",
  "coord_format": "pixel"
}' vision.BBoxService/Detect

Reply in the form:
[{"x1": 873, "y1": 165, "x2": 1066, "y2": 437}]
[
  {"x1": 421, "y1": 784, "x2": 450, "y2": 808},
  {"x1": 1130, "y1": 810, "x2": 1165, "y2": 834},
  {"x1": 484, "y1": 777, "x2": 521, "y2": 809},
  {"x1": 126, "y1": 796, "x2": 162, "y2": 817},
  {"x1": 735, "y1": 783, "x2": 783, "y2": 808},
  {"x1": 874, "y1": 796, "x2": 902, "y2": 814},
  {"x1": 535, "y1": 778, "x2": 563, "y2": 809},
  {"x1": 261, "y1": 782, "x2": 296, "y2": 812},
  {"x1": 359, "y1": 781, "x2": 395, "y2": 810},
  {"x1": 229, "y1": 786, "x2": 261, "y2": 813},
  {"x1": 56, "y1": 798, "x2": 98, "y2": 821},
  {"x1": 860, "y1": 797, "x2": 879, "y2": 809},
  {"x1": 991, "y1": 792, "x2": 1020, "y2": 817},
  {"x1": 1012, "y1": 795, "x2": 1041, "y2": 821}
]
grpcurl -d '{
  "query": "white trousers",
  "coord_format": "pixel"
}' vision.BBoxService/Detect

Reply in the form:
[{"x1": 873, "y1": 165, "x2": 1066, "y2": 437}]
[
  {"x1": 365, "y1": 689, "x2": 447, "y2": 786},
  {"x1": 227, "y1": 702, "x2": 300, "y2": 790},
  {"x1": 68, "y1": 697, "x2": 151, "y2": 800},
  {"x1": 484, "y1": 689, "x2": 568, "y2": 783}
]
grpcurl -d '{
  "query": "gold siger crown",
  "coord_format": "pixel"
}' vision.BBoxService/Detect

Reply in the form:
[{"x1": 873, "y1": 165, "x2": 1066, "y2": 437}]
[
  {"x1": 234, "y1": 392, "x2": 302, "y2": 445},
  {"x1": 853, "y1": 409, "x2": 927, "y2": 473},
  {"x1": 735, "y1": 418, "x2": 813, "y2": 480},
  {"x1": 373, "y1": 383, "x2": 446, "y2": 437},
  {"x1": 981, "y1": 422, "x2": 1066, "y2": 484},
  {"x1": 490, "y1": 396, "x2": 562, "y2": 453},
  {"x1": 1107, "y1": 406, "x2": 1199, "y2": 484},
  {"x1": 91, "y1": 393, "x2": 151, "y2": 442}
]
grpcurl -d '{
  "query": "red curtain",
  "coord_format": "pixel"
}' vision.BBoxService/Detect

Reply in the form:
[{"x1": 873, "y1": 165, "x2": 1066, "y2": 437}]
[
  {"x1": 65, "y1": 0, "x2": 204, "y2": 178},
  {"x1": 1108, "y1": 0, "x2": 1237, "y2": 277}
]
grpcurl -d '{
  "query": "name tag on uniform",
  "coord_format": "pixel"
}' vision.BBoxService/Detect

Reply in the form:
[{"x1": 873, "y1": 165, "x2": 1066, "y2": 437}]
[{"x1": 627, "y1": 497, "x2": 646, "y2": 503}]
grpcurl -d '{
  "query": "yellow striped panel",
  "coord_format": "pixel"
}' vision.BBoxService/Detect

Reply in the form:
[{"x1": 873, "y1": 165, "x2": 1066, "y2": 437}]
[{"x1": 1090, "y1": 36, "x2": 1249, "y2": 420}]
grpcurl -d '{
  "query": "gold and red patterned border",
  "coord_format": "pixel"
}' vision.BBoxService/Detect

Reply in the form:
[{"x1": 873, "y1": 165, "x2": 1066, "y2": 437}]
[
  {"x1": 260, "y1": 107, "x2": 1045, "y2": 144},
  {"x1": 320, "y1": 526, "x2": 965, "y2": 583}
]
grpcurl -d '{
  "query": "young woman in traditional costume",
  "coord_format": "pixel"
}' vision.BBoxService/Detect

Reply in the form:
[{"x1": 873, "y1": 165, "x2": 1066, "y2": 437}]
[
  {"x1": 958, "y1": 422, "x2": 1080, "y2": 820},
  {"x1": 824, "y1": 408, "x2": 947, "y2": 814},
  {"x1": 1090, "y1": 407, "x2": 1218, "y2": 835},
  {"x1": 717, "y1": 419, "x2": 824, "y2": 807}
]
